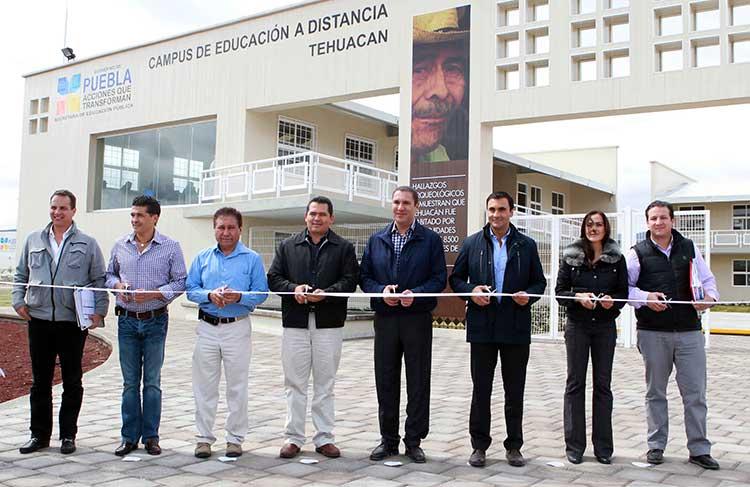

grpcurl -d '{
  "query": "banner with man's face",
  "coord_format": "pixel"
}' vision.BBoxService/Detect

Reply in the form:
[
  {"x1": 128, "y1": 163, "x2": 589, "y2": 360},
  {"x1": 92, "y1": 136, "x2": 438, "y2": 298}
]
[{"x1": 410, "y1": 5, "x2": 470, "y2": 320}]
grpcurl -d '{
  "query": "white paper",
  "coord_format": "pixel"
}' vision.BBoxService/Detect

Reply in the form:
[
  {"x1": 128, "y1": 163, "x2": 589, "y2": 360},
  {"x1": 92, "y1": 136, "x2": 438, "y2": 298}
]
[
  {"x1": 632, "y1": 461, "x2": 652, "y2": 468},
  {"x1": 74, "y1": 288, "x2": 95, "y2": 330},
  {"x1": 0, "y1": 368, "x2": 6, "y2": 378},
  {"x1": 218, "y1": 456, "x2": 238, "y2": 463},
  {"x1": 121, "y1": 456, "x2": 142, "y2": 462},
  {"x1": 384, "y1": 461, "x2": 402, "y2": 467},
  {"x1": 546, "y1": 461, "x2": 565, "y2": 468},
  {"x1": 299, "y1": 458, "x2": 319, "y2": 464}
]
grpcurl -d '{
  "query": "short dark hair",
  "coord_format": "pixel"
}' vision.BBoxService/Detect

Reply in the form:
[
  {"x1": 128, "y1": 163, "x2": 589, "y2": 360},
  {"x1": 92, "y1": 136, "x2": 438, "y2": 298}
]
[
  {"x1": 213, "y1": 207, "x2": 242, "y2": 228},
  {"x1": 306, "y1": 196, "x2": 333, "y2": 215},
  {"x1": 485, "y1": 191, "x2": 515, "y2": 209},
  {"x1": 392, "y1": 186, "x2": 419, "y2": 205},
  {"x1": 131, "y1": 195, "x2": 161, "y2": 216},
  {"x1": 645, "y1": 200, "x2": 674, "y2": 220},
  {"x1": 50, "y1": 189, "x2": 77, "y2": 209}
]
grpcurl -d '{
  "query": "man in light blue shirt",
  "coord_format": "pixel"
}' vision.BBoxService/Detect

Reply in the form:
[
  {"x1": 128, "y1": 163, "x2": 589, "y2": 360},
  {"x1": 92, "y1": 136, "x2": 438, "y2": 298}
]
[{"x1": 186, "y1": 207, "x2": 268, "y2": 459}]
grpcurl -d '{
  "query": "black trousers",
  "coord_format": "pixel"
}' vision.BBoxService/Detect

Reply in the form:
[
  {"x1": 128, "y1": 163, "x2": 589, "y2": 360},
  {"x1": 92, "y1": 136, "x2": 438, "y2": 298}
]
[
  {"x1": 374, "y1": 312, "x2": 432, "y2": 448},
  {"x1": 563, "y1": 320, "x2": 617, "y2": 457},
  {"x1": 469, "y1": 342, "x2": 530, "y2": 451},
  {"x1": 27, "y1": 319, "x2": 88, "y2": 441}
]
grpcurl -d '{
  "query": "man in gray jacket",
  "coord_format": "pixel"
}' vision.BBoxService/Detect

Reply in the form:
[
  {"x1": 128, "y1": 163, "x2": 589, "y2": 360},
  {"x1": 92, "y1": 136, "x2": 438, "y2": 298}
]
[{"x1": 12, "y1": 189, "x2": 108, "y2": 455}]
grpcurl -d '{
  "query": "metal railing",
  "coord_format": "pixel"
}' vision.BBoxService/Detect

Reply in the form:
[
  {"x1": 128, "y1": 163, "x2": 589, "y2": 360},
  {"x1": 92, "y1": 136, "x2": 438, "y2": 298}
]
[
  {"x1": 711, "y1": 229, "x2": 750, "y2": 249},
  {"x1": 200, "y1": 152, "x2": 398, "y2": 206}
]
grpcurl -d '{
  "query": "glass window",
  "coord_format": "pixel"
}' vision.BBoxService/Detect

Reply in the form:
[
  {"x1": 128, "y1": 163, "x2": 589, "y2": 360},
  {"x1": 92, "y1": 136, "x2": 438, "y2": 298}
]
[
  {"x1": 659, "y1": 13, "x2": 683, "y2": 36},
  {"x1": 694, "y1": 8, "x2": 720, "y2": 31},
  {"x1": 96, "y1": 120, "x2": 216, "y2": 210},
  {"x1": 506, "y1": 8, "x2": 520, "y2": 26},
  {"x1": 733, "y1": 3, "x2": 750, "y2": 25},
  {"x1": 609, "y1": 0, "x2": 628, "y2": 8},
  {"x1": 734, "y1": 204, "x2": 750, "y2": 230},
  {"x1": 695, "y1": 43, "x2": 720, "y2": 67},
  {"x1": 577, "y1": 26, "x2": 597, "y2": 47},
  {"x1": 659, "y1": 47, "x2": 683, "y2": 71},
  {"x1": 733, "y1": 260, "x2": 750, "y2": 286},
  {"x1": 517, "y1": 182, "x2": 528, "y2": 211},
  {"x1": 277, "y1": 117, "x2": 315, "y2": 159},
  {"x1": 505, "y1": 38, "x2": 520, "y2": 58},
  {"x1": 532, "y1": 64, "x2": 550, "y2": 86},
  {"x1": 552, "y1": 192, "x2": 565, "y2": 214},
  {"x1": 578, "y1": 0, "x2": 596, "y2": 14},
  {"x1": 609, "y1": 21, "x2": 630, "y2": 43},
  {"x1": 530, "y1": 186, "x2": 542, "y2": 214},
  {"x1": 533, "y1": 3, "x2": 549, "y2": 21},
  {"x1": 608, "y1": 53, "x2": 630, "y2": 77},
  {"x1": 577, "y1": 58, "x2": 597, "y2": 81},
  {"x1": 345, "y1": 135, "x2": 376, "y2": 164},
  {"x1": 733, "y1": 39, "x2": 750, "y2": 63}
]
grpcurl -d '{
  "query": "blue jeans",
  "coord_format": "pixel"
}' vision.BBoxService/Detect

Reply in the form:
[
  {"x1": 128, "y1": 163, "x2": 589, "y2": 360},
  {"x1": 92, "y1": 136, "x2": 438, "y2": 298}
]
[{"x1": 118, "y1": 314, "x2": 168, "y2": 443}]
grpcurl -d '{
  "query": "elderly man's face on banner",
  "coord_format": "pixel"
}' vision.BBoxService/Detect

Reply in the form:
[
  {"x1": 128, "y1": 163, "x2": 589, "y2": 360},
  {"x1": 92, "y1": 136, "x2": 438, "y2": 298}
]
[{"x1": 411, "y1": 41, "x2": 466, "y2": 158}]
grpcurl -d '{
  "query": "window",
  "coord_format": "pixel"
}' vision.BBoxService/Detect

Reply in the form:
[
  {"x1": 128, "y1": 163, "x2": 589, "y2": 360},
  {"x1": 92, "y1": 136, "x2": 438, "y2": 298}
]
[
  {"x1": 677, "y1": 205, "x2": 706, "y2": 231},
  {"x1": 733, "y1": 204, "x2": 750, "y2": 230},
  {"x1": 606, "y1": 18, "x2": 630, "y2": 43},
  {"x1": 573, "y1": 55, "x2": 597, "y2": 81},
  {"x1": 497, "y1": 65, "x2": 520, "y2": 90},
  {"x1": 552, "y1": 192, "x2": 565, "y2": 214},
  {"x1": 345, "y1": 135, "x2": 376, "y2": 164},
  {"x1": 530, "y1": 1, "x2": 549, "y2": 22},
  {"x1": 530, "y1": 186, "x2": 542, "y2": 214},
  {"x1": 732, "y1": 37, "x2": 750, "y2": 63},
  {"x1": 657, "y1": 43, "x2": 683, "y2": 71},
  {"x1": 498, "y1": 35, "x2": 520, "y2": 58},
  {"x1": 732, "y1": 2, "x2": 750, "y2": 25},
  {"x1": 577, "y1": 0, "x2": 596, "y2": 15},
  {"x1": 574, "y1": 23, "x2": 597, "y2": 48},
  {"x1": 733, "y1": 260, "x2": 750, "y2": 286},
  {"x1": 609, "y1": 0, "x2": 628, "y2": 8},
  {"x1": 394, "y1": 147, "x2": 399, "y2": 171},
  {"x1": 528, "y1": 28, "x2": 550, "y2": 54},
  {"x1": 277, "y1": 117, "x2": 316, "y2": 157},
  {"x1": 96, "y1": 120, "x2": 216, "y2": 209},
  {"x1": 693, "y1": 5, "x2": 720, "y2": 31},
  {"x1": 693, "y1": 40, "x2": 720, "y2": 67},
  {"x1": 606, "y1": 50, "x2": 630, "y2": 77},
  {"x1": 658, "y1": 11, "x2": 683, "y2": 36},
  {"x1": 517, "y1": 182, "x2": 528, "y2": 212},
  {"x1": 528, "y1": 61, "x2": 550, "y2": 86},
  {"x1": 498, "y1": 3, "x2": 520, "y2": 27}
]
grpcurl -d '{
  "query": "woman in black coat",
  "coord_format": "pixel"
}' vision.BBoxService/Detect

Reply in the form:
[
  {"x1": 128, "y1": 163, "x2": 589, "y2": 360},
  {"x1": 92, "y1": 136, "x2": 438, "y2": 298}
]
[{"x1": 555, "y1": 210, "x2": 628, "y2": 465}]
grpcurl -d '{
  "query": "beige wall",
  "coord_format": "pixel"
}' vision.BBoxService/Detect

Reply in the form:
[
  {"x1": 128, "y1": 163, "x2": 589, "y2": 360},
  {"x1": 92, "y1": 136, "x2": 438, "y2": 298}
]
[
  {"x1": 516, "y1": 173, "x2": 615, "y2": 214},
  {"x1": 710, "y1": 254, "x2": 750, "y2": 303},
  {"x1": 244, "y1": 106, "x2": 396, "y2": 170},
  {"x1": 675, "y1": 201, "x2": 750, "y2": 230},
  {"x1": 517, "y1": 147, "x2": 618, "y2": 193}
]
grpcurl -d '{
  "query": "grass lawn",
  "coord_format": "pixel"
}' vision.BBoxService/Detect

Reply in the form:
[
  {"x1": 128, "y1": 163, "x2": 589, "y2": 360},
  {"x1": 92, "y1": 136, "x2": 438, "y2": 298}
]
[
  {"x1": 713, "y1": 304, "x2": 750, "y2": 313},
  {"x1": 0, "y1": 288, "x2": 10, "y2": 307}
]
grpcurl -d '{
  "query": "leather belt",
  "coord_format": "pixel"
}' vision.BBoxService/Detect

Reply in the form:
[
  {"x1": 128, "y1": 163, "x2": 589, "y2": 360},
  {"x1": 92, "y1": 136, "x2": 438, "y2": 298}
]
[
  {"x1": 115, "y1": 306, "x2": 167, "y2": 320},
  {"x1": 199, "y1": 309, "x2": 247, "y2": 326}
]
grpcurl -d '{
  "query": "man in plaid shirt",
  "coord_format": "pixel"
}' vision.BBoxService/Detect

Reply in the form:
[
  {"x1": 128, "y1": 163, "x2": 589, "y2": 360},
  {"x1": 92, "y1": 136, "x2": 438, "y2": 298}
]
[{"x1": 106, "y1": 195, "x2": 187, "y2": 457}]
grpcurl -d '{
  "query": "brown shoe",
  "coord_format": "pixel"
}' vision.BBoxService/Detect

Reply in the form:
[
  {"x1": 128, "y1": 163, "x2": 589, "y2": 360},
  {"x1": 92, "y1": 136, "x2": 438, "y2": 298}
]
[
  {"x1": 226, "y1": 442, "x2": 242, "y2": 458},
  {"x1": 194, "y1": 442, "x2": 211, "y2": 458},
  {"x1": 279, "y1": 443, "x2": 301, "y2": 459},
  {"x1": 145, "y1": 438, "x2": 161, "y2": 455},
  {"x1": 315, "y1": 443, "x2": 341, "y2": 458}
]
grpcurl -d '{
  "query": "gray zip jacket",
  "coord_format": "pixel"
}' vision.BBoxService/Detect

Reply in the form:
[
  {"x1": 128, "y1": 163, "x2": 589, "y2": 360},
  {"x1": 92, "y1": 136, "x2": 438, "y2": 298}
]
[{"x1": 12, "y1": 222, "x2": 109, "y2": 322}]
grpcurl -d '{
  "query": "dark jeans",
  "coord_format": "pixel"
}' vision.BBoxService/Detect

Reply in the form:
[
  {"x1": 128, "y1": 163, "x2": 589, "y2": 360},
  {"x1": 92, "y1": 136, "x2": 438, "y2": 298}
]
[
  {"x1": 564, "y1": 320, "x2": 617, "y2": 457},
  {"x1": 374, "y1": 312, "x2": 432, "y2": 448},
  {"x1": 469, "y1": 342, "x2": 530, "y2": 451},
  {"x1": 27, "y1": 319, "x2": 88, "y2": 440},
  {"x1": 118, "y1": 314, "x2": 168, "y2": 443}
]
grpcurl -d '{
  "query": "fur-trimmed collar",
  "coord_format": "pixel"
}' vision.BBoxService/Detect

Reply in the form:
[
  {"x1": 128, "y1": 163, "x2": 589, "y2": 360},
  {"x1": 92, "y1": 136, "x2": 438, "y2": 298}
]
[{"x1": 563, "y1": 238, "x2": 622, "y2": 266}]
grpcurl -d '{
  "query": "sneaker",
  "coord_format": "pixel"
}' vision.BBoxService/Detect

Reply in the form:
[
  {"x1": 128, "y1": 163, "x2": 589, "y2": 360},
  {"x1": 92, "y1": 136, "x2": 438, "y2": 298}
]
[{"x1": 194, "y1": 442, "x2": 211, "y2": 458}]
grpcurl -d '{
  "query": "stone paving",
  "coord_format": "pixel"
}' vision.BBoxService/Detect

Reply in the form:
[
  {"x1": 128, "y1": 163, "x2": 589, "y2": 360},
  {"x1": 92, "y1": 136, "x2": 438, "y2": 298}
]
[{"x1": 1, "y1": 311, "x2": 750, "y2": 487}]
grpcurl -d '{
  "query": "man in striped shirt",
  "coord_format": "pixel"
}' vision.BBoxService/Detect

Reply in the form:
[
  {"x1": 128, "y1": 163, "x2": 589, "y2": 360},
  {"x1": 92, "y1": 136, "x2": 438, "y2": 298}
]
[{"x1": 106, "y1": 195, "x2": 187, "y2": 457}]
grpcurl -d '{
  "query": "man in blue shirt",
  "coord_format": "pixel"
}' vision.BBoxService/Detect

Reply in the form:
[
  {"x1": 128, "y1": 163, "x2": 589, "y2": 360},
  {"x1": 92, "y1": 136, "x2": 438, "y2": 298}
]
[
  {"x1": 450, "y1": 191, "x2": 546, "y2": 468},
  {"x1": 186, "y1": 207, "x2": 268, "y2": 459}
]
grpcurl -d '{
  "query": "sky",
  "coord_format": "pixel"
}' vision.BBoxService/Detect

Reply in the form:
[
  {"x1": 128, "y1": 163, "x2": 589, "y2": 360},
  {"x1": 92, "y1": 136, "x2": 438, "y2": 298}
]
[{"x1": 1, "y1": 0, "x2": 748, "y2": 229}]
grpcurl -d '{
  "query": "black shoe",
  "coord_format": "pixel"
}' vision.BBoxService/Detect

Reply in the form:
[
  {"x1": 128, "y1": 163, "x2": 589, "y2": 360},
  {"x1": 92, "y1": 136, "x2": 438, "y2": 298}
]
[
  {"x1": 405, "y1": 445, "x2": 426, "y2": 463},
  {"x1": 566, "y1": 452, "x2": 583, "y2": 464},
  {"x1": 369, "y1": 442, "x2": 399, "y2": 461},
  {"x1": 468, "y1": 449, "x2": 486, "y2": 467},
  {"x1": 19, "y1": 438, "x2": 50, "y2": 454},
  {"x1": 689, "y1": 454, "x2": 720, "y2": 470},
  {"x1": 60, "y1": 438, "x2": 76, "y2": 455},
  {"x1": 115, "y1": 441, "x2": 139, "y2": 456},
  {"x1": 595, "y1": 455, "x2": 612, "y2": 465},
  {"x1": 144, "y1": 438, "x2": 161, "y2": 455},
  {"x1": 646, "y1": 449, "x2": 664, "y2": 465},
  {"x1": 506, "y1": 448, "x2": 526, "y2": 467}
]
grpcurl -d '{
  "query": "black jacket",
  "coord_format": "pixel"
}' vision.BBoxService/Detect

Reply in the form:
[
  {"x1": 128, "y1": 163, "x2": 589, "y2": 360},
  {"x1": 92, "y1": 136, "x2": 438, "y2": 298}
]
[
  {"x1": 555, "y1": 238, "x2": 628, "y2": 324},
  {"x1": 632, "y1": 229, "x2": 701, "y2": 331},
  {"x1": 267, "y1": 229, "x2": 359, "y2": 328},
  {"x1": 449, "y1": 223, "x2": 547, "y2": 344},
  {"x1": 360, "y1": 221, "x2": 447, "y2": 315}
]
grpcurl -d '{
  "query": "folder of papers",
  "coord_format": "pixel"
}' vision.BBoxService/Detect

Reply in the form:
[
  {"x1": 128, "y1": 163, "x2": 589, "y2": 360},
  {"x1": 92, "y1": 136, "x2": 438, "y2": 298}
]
[{"x1": 74, "y1": 288, "x2": 96, "y2": 330}]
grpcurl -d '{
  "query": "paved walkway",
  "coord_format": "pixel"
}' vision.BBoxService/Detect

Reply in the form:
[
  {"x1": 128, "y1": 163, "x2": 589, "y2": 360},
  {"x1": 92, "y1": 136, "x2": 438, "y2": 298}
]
[{"x1": 1, "y1": 311, "x2": 749, "y2": 487}]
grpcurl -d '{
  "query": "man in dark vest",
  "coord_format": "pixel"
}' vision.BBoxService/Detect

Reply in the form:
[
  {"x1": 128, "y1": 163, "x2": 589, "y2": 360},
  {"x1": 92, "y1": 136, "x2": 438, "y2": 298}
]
[{"x1": 626, "y1": 200, "x2": 719, "y2": 470}]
